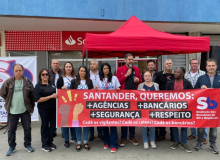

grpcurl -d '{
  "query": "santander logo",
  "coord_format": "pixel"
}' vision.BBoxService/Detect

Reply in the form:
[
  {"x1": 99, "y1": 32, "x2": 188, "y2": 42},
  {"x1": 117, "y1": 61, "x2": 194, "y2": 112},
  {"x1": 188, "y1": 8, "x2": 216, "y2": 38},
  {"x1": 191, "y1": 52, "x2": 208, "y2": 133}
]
[
  {"x1": 64, "y1": 35, "x2": 85, "y2": 46},
  {"x1": 65, "y1": 35, "x2": 76, "y2": 45}
]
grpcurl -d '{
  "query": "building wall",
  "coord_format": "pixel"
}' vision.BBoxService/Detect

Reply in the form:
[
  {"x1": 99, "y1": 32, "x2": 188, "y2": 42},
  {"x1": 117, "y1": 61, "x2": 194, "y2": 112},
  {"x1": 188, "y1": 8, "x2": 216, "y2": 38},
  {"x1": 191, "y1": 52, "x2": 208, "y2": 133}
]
[{"x1": 0, "y1": 0, "x2": 220, "y2": 23}]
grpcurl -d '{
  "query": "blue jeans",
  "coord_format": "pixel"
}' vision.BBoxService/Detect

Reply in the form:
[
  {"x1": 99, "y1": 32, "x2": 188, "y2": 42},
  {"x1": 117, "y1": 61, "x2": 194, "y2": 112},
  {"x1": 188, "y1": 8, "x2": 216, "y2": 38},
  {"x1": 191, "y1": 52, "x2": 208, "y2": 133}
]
[
  {"x1": 191, "y1": 128, "x2": 208, "y2": 138},
  {"x1": 172, "y1": 127, "x2": 187, "y2": 144},
  {"x1": 75, "y1": 127, "x2": 90, "y2": 144},
  {"x1": 142, "y1": 127, "x2": 155, "y2": 143},
  {"x1": 121, "y1": 127, "x2": 135, "y2": 140},
  {"x1": 90, "y1": 127, "x2": 103, "y2": 135},
  {"x1": 103, "y1": 127, "x2": 118, "y2": 148},
  {"x1": 61, "y1": 127, "x2": 76, "y2": 141}
]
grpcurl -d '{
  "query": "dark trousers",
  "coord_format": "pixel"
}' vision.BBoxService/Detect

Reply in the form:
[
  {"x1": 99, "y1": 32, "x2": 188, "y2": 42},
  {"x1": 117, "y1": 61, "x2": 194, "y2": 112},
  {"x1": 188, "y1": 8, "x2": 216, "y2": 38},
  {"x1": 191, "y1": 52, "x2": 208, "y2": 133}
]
[
  {"x1": 103, "y1": 127, "x2": 118, "y2": 149},
  {"x1": 121, "y1": 127, "x2": 135, "y2": 140},
  {"x1": 8, "y1": 110, "x2": 31, "y2": 148},
  {"x1": 90, "y1": 127, "x2": 103, "y2": 135},
  {"x1": 197, "y1": 128, "x2": 217, "y2": 145},
  {"x1": 38, "y1": 107, "x2": 56, "y2": 148},
  {"x1": 156, "y1": 127, "x2": 173, "y2": 138}
]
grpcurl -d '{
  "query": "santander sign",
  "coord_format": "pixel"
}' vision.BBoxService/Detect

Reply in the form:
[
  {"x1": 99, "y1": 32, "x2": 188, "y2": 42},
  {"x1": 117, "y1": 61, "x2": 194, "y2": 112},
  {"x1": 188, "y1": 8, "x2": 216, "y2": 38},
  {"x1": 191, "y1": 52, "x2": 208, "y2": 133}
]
[{"x1": 62, "y1": 31, "x2": 110, "y2": 50}]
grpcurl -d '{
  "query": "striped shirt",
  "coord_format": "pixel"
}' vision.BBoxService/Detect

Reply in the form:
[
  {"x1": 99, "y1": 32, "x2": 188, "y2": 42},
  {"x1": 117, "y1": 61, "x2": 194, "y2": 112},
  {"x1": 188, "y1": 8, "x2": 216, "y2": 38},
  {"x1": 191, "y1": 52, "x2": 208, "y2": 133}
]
[{"x1": 184, "y1": 70, "x2": 205, "y2": 88}]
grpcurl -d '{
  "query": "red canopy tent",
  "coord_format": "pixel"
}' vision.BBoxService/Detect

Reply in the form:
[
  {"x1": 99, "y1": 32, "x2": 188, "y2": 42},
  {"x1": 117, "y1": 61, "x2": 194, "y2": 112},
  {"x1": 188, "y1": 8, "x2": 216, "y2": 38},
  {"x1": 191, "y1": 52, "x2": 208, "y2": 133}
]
[{"x1": 83, "y1": 16, "x2": 210, "y2": 60}]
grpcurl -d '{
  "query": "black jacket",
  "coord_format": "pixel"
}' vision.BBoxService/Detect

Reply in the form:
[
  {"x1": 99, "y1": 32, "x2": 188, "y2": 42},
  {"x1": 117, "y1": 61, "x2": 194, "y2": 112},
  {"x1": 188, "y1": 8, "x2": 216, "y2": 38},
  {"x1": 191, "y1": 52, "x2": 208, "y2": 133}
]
[
  {"x1": 57, "y1": 76, "x2": 64, "y2": 89},
  {"x1": 70, "y1": 79, "x2": 94, "y2": 89},
  {"x1": 166, "y1": 78, "x2": 193, "y2": 90},
  {"x1": 154, "y1": 71, "x2": 175, "y2": 90},
  {"x1": 49, "y1": 69, "x2": 63, "y2": 86}
]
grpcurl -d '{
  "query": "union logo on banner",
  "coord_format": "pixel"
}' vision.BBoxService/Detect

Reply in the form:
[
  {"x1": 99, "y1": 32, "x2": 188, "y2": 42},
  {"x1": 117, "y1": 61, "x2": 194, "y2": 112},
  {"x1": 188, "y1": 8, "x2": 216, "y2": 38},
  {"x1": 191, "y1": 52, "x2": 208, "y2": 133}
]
[{"x1": 0, "y1": 60, "x2": 33, "y2": 88}]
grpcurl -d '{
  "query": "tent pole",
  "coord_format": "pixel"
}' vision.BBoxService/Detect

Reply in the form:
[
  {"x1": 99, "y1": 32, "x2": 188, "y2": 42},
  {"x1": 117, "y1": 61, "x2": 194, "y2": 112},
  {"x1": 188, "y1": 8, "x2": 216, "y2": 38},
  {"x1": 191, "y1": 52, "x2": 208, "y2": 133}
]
[{"x1": 86, "y1": 50, "x2": 88, "y2": 67}]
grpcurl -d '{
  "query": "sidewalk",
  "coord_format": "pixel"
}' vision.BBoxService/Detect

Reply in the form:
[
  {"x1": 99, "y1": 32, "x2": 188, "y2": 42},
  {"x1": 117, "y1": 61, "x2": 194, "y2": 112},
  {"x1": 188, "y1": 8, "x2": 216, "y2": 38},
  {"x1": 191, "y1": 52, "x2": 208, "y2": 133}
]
[{"x1": 0, "y1": 122, "x2": 219, "y2": 160}]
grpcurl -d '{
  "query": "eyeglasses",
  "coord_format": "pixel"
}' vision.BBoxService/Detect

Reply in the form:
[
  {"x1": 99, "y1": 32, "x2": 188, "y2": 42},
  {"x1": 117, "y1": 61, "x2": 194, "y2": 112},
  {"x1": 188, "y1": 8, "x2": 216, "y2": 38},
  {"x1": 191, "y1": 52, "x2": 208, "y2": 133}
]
[
  {"x1": 191, "y1": 63, "x2": 199, "y2": 65},
  {"x1": 41, "y1": 73, "x2": 48, "y2": 76}
]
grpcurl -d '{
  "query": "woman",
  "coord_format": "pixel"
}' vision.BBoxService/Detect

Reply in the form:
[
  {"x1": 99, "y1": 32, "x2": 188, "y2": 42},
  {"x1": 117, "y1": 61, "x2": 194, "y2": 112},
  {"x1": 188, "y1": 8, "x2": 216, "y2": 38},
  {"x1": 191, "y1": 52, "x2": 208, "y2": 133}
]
[
  {"x1": 96, "y1": 62, "x2": 120, "y2": 153},
  {"x1": 70, "y1": 65, "x2": 93, "y2": 152},
  {"x1": 34, "y1": 68, "x2": 57, "y2": 152},
  {"x1": 57, "y1": 62, "x2": 77, "y2": 148},
  {"x1": 166, "y1": 67, "x2": 193, "y2": 153},
  {"x1": 137, "y1": 71, "x2": 159, "y2": 150}
]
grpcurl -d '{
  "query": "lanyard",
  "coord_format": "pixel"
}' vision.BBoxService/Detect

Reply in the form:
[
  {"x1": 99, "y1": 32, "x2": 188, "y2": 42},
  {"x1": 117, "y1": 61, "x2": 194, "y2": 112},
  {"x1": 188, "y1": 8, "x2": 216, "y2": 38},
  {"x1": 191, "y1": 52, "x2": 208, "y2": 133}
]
[{"x1": 103, "y1": 78, "x2": 108, "y2": 90}]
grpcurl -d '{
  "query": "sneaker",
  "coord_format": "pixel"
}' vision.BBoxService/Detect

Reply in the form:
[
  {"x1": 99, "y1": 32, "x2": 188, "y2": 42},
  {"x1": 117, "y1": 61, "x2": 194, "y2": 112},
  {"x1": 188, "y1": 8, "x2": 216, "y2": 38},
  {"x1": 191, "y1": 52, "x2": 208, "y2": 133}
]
[
  {"x1": 42, "y1": 146, "x2": 52, "y2": 152},
  {"x1": 98, "y1": 134, "x2": 104, "y2": 141},
  {"x1": 210, "y1": 145, "x2": 219, "y2": 154},
  {"x1": 187, "y1": 135, "x2": 196, "y2": 140},
  {"x1": 119, "y1": 139, "x2": 127, "y2": 147},
  {"x1": 64, "y1": 141, "x2": 70, "y2": 148},
  {"x1": 89, "y1": 134, "x2": 94, "y2": 141},
  {"x1": 144, "y1": 142, "x2": 149, "y2": 149},
  {"x1": 6, "y1": 147, "x2": 16, "y2": 156},
  {"x1": 104, "y1": 145, "x2": 109, "y2": 149},
  {"x1": 130, "y1": 138, "x2": 139, "y2": 146},
  {"x1": 203, "y1": 138, "x2": 207, "y2": 144},
  {"x1": 71, "y1": 139, "x2": 77, "y2": 143},
  {"x1": 171, "y1": 142, "x2": 179, "y2": 150},
  {"x1": 194, "y1": 142, "x2": 202, "y2": 151},
  {"x1": 181, "y1": 144, "x2": 192, "y2": 153},
  {"x1": 24, "y1": 146, "x2": 34, "y2": 153},
  {"x1": 50, "y1": 143, "x2": 57, "y2": 149},
  {"x1": 111, "y1": 148, "x2": 117, "y2": 153},
  {"x1": 150, "y1": 142, "x2": 157, "y2": 149}
]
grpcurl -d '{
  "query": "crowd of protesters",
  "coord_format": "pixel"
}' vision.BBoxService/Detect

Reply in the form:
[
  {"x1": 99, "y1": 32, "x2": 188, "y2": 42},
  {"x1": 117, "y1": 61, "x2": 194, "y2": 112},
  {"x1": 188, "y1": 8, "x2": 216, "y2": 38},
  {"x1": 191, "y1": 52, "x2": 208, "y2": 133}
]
[{"x1": 0, "y1": 53, "x2": 219, "y2": 156}]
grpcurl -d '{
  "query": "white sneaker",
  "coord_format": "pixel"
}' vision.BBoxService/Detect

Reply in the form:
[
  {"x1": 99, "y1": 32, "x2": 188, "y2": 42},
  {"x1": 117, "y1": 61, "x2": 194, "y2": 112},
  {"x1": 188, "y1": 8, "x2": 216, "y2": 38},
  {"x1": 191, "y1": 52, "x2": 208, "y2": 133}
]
[
  {"x1": 144, "y1": 142, "x2": 149, "y2": 149},
  {"x1": 150, "y1": 141, "x2": 157, "y2": 149}
]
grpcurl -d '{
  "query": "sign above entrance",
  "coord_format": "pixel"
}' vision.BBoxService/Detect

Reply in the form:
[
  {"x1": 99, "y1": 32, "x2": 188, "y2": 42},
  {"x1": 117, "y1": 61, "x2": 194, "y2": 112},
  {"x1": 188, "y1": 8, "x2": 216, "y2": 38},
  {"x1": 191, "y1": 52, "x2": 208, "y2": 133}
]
[{"x1": 62, "y1": 31, "x2": 110, "y2": 51}]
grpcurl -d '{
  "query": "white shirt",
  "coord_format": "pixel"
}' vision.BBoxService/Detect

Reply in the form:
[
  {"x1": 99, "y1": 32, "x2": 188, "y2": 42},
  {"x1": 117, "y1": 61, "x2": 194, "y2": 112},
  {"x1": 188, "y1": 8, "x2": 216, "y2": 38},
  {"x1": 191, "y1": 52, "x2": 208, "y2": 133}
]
[
  {"x1": 63, "y1": 76, "x2": 74, "y2": 89},
  {"x1": 77, "y1": 80, "x2": 88, "y2": 89},
  {"x1": 55, "y1": 73, "x2": 59, "y2": 86},
  {"x1": 90, "y1": 70, "x2": 99, "y2": 87},
  {"x1": 190, "y1": 72, "x2": 197, "y2": 77},
  {"x1": 97, "y1": 76, "x2": 121, "y2": 90}
]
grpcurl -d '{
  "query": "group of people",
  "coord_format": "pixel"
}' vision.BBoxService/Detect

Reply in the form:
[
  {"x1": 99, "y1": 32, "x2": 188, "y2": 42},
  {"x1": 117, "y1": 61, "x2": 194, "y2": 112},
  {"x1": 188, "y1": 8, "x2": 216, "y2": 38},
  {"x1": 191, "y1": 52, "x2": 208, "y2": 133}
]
[{"x1": 0, "y1": 53, "x2": 219, "y2": 156}]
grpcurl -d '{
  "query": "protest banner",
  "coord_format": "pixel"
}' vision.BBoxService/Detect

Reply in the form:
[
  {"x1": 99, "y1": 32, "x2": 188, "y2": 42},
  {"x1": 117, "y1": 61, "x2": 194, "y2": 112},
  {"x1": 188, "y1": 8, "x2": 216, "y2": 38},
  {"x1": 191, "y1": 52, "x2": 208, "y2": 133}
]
[{"x1": 57, "y1": 89, "x2": 220, "y2": 128}]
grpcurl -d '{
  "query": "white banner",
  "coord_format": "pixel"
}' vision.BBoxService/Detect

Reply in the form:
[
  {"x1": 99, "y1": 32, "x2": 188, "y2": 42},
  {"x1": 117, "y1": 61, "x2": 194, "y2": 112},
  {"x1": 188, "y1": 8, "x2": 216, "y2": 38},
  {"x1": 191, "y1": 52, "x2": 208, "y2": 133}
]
[{"x1": 0, "y1": 57, "x2": 39, "y2": 122}]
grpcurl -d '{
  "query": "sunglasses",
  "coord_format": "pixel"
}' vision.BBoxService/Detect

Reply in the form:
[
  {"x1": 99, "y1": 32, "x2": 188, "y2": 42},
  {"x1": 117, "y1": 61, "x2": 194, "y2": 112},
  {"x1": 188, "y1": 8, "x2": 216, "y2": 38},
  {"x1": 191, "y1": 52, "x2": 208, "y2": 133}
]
[{"x1": 41, "y1": 73, "x2": 48, "y2": 76}]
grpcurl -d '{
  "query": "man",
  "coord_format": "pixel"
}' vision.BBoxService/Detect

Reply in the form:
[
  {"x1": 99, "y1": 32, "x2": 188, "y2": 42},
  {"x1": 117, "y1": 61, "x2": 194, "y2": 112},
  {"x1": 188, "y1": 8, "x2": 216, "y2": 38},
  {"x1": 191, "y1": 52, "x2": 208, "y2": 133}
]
[
  {"x1": 184, "y1": 58, "x2": 208, "y2": 144},
  {"x1": 142, "y1": 60, "x2": 158, "y2": 82},
  {"x1": 154, "y1": 59, "x2": 174, "y2": 141},
  {"x1": 194, "y1": 58, "x2": 219, "y2": 154},
  {"x1": 49, "y1": 60, "x2": 63, "y2": 87},
  {"x1": 89, "y1": 59, "x2": 103, "y2": 141},
  {"x1": 116, "y1": 53, "x2": 142, "y2": 147},
  {"x1": 166, "y1": 67, "x2": 193, "y2": 153},
  {"x1": 49, "y1": 59, "x2": 63, "y2": 137},
  {"x1": 0, "y1": 64, "x2": 35, "y2": 156}
]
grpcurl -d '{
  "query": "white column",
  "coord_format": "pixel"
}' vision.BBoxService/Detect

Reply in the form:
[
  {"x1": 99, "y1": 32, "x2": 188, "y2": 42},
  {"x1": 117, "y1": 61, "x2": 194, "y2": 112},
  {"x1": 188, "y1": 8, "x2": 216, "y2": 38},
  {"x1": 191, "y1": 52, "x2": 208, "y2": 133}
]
[{"x1": 0, "y1": 30, "x2": 6, "y2": 57}]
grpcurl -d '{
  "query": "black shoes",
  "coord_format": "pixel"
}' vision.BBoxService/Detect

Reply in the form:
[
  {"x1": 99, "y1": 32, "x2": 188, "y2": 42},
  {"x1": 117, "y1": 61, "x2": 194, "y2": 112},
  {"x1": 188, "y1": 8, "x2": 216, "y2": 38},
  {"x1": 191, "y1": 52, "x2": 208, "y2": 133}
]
[{"x1": 64, "y1": 141, "x2": 70, "y2": 148}]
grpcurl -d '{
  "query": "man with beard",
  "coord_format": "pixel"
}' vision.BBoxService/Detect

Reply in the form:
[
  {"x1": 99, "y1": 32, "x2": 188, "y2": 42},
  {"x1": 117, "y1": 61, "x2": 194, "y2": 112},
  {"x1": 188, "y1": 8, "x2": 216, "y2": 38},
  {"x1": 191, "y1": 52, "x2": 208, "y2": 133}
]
[
  {"x1": 142, "y1": 60, "x2": 158, "y2": 82},
  {"x1": 116, "y1": 53, "x2": 142, "y2": 147},
  {"x1": 154, "y1": 59, "x2": 175, "y2": 141}
]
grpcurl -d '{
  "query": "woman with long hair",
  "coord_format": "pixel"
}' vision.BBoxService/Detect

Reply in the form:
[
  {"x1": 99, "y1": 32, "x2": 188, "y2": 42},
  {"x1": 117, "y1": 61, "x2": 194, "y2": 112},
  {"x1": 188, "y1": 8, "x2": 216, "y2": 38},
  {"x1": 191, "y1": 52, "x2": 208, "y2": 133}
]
[
  {"x1": 57, "y1": 62, "x2": 77, "y2": 148},
  {"x1": 34, "y1": 68, "x2": 57, "y2": 152},
  {"x1": 137, "y1": 71, "x2": 159, "y2": 150},
  {"x1": 96, "y1": 62, "x2": 120, "y2": 153},
  {"x1": 70, "y1": 65, "x2": 93, "y2": 152}
]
